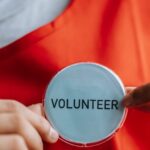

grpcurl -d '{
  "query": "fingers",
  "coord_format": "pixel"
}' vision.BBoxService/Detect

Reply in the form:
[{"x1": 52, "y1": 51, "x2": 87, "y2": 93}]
[
  {"x1": 28, "y1": 103, "x2": 44, "y2": 116},
  {"x1": 28, "y1": 103, "x2": 59, "y2": 143},
  {"x1": 0, "y1": 100, "x2": 59, "y2": 143},
  {"x1": 123, "y1": 83, "x2": 150, "y2": 107},
  {"x1": 0, "y1": 113, "x2": 43, "y2": 150},
  {"x1": 0, "y1": 134, "x2": 28, "y2": 150}
]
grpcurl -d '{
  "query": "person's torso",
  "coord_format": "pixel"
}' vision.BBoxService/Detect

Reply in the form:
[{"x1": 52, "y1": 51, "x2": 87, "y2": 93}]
[{"x1": 0, "y1": 0, "x2": 150, "y2": 150}]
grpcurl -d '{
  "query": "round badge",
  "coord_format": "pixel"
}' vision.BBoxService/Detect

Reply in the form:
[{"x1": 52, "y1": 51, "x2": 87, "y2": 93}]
[{"x1": 44, "y1": 62, "x2": 127, "y2": 147}]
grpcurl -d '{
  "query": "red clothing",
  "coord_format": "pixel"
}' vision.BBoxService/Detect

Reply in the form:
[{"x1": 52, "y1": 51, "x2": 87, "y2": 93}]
[{"x1": 0, "y1": 0, "x2": 150, "y2": 149}]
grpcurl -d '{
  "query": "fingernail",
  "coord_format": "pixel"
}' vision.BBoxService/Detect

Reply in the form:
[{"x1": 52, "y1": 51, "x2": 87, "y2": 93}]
[{"x1": 48, "y1": 128, "x2": 59, "y2": 143}]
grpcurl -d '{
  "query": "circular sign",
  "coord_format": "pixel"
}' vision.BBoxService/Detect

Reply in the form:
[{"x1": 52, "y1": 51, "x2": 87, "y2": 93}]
[{"x1": 44, "y1": 63, "x2": 127, "y2": 147}]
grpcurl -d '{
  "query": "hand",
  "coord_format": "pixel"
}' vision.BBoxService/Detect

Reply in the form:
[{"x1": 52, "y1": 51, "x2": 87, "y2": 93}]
[
  {"x1": 0, "y1": 100, "x2": 59, "y2": 150},
  {"x1": 123, "y1": 83, "x2": 150, "y2": 111}
]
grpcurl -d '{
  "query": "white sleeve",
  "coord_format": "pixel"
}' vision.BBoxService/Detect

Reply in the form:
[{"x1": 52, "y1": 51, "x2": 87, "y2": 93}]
[
  {"x1": 0, "y1": 0, "x2": 29, "y2": 21},
  {"x1": 0, "y1": 0, "x2": 70, "y2": 48}
]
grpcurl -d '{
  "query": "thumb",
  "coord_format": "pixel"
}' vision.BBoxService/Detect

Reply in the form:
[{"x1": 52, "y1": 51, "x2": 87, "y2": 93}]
[{"x1": 123, "y1": 83, "x2": 150, "y2": 107}]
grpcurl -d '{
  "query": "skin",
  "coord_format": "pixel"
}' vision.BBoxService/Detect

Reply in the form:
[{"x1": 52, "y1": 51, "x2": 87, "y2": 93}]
[
  {"x1": 0, "y1": 101, "x2": 59, "y2": 150},
  {"x1": 0, "y1": 83, "x2": 149, "y2": 149},
  {"x1": 123, "y1": 83, "x2": 150, "y2": 112}
]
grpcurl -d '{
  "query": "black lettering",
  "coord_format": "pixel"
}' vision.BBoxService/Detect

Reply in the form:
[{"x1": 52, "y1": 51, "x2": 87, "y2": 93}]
[
  {"x1": 111, "y1": 100, "x2": 119, "y2": 110},
  {"x1": 97, "y1": 100, "x2": 103, "y2": 109},
  {"x1": 51, "y1": 98, "x2": 58, "y2": 108},
  {"x1": 82, "y1": 99, "x2": 89, "y2": 109},
  {"x1": 90, "y1": 99, "x2": 96, "y2": 109},
  {"x1": 59, "y1": 99, "x2": 65, "y2": 108},
  {"x1": 66, "y1": 99, "x2": 73, "y2": 109},
  {"x1": 74, "y1": 99, "x2": 81, "y2": 109},
  {"x1": 51, "y1": 98, "x2": 119, "y2": 110},
  {"x1": 104, "y1": 100, "x2": 111, "y2": 109}
]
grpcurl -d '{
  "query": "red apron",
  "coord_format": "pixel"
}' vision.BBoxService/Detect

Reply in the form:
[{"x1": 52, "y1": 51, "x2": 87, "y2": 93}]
[{"x1": 0, "y1": 0, "x2": 150, "y2": 149}]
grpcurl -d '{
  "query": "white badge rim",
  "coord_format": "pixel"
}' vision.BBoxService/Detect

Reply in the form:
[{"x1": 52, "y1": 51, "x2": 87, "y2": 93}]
[{"x1": 44, "y1": 62, "x2": 128, "y2": 147}]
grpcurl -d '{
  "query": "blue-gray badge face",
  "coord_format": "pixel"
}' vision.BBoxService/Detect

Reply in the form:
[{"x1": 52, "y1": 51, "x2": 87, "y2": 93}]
[{"x1": 44, "y1": 63, "x2": 126, "y2": 146}]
